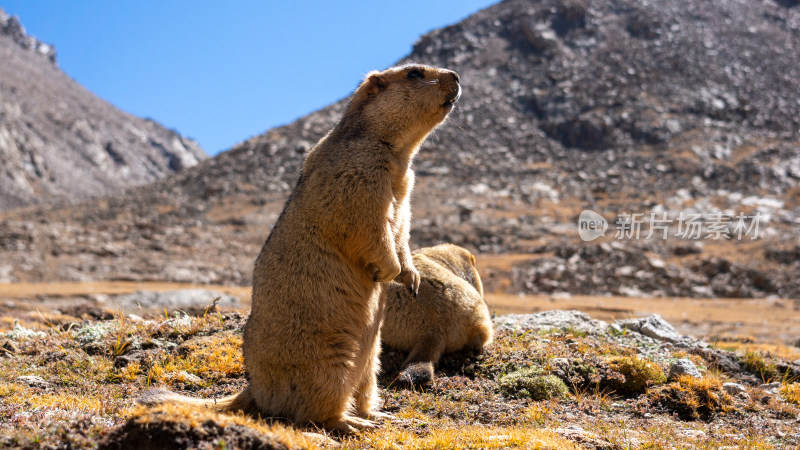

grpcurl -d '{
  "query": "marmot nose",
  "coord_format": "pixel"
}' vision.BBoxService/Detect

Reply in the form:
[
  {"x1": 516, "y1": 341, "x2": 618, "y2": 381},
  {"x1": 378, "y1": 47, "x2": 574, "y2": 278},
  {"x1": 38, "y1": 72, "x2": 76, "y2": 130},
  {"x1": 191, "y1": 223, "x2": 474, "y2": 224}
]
[{"x1": 451, "y1": 71, "x2": 460, "y2": 84}]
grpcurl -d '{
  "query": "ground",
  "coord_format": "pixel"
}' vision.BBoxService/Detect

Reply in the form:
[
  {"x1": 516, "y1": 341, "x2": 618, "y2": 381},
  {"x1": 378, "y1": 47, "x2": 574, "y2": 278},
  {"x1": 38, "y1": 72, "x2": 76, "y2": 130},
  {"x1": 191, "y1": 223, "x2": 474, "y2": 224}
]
[
  {"x1": 2, "y1": 276, "x2": 799, "y2": 345},
  {"x1": 0, "y1": 297, "x2": 798, "y2": 449}
]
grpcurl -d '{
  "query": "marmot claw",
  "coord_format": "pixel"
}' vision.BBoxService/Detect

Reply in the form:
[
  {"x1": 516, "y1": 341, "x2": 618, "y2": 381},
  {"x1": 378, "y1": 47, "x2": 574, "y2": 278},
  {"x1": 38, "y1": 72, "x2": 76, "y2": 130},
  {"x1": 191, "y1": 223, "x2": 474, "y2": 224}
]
[{"x1": 396, "y1": 267, "x2": 420, "y2": 298}]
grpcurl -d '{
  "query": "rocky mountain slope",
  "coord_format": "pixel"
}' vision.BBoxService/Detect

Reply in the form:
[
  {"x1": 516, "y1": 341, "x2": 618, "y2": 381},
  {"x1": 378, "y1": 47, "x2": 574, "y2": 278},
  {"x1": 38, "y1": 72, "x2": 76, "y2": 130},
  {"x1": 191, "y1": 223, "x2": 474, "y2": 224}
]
[
  {"x1": 1, "y1": 0, "x2": 799, "y2": 300},
  {"x1": 0, "y1": 8, "x2": 206, "y2": 212}
]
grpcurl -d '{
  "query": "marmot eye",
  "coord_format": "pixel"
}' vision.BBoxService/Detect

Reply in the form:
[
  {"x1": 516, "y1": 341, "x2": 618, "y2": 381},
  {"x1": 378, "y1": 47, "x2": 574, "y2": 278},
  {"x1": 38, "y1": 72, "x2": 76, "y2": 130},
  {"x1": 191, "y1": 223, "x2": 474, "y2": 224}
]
[{"x1": 407, "y1": 69, "x2": 425, "y2": 80}]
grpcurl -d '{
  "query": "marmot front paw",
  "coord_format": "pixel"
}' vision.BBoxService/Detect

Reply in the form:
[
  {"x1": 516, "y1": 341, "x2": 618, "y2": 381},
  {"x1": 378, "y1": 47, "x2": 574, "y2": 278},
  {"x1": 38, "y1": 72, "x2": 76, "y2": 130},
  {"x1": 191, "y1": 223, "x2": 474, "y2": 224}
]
[
  {"x1": 369, "y1": 259, "x2": 402, "y2": 283},
  {"x1": 395, "y1": 266, "x2": 420, "y2": 298}
]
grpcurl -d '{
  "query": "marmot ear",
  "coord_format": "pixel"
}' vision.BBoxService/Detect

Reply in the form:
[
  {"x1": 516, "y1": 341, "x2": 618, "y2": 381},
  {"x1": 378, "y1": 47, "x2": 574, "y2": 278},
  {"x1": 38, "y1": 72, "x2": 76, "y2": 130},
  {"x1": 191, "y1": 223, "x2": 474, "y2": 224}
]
[
  {"x1": 470, "y1": 254, "x2": 477, "y2": 266},
  {"x1": 364, "y1": 71, "x2": 387, "y2": 95}
]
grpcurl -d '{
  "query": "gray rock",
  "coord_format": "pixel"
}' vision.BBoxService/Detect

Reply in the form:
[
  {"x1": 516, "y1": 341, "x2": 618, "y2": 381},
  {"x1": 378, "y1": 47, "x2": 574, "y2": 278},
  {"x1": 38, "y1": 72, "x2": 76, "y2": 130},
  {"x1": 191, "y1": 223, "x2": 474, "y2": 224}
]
[
  {"x1": 494, "y1": 310, "x2": 608, "y2": 334},
  {"x1": 760, "y1": 382, "x2": 781, "y2": 395},
  {"x1": 722, "y1": 382, "x2": 747, "y2": 396},
  {"x1": 640, "y1": 315, "x2": 683, "y2": 343},
  {"x1": 114, "y1": 289, "x2": 239, "y2": 313},
  {"x1": 616, "y1": 314, "x2": 682, "y2": 343},
  {"x1": 668, "y1": 358, "x2": 702, "y2": 380},
  {"x1": 17, "y1": 375, "x2": 48, "y2": 388},
  {"x1": 689, "y1": 347, "x2": 751, "y2": 380},
  {"x1": 690, "y1": 285, "x2": 715, "y2": 297},
  {"x1": 679, "y1": 430, "x2": 706, "y2": 439},
  {"x1": 761, "y1": 382, "x2": 781, "y2": 389},
  {"x1": 0, "y1": 264, "x2": 14, "y2": 283},
  {"x1": 550, "y1": 357, "x2": 571, "y2": 379},
  {"x1": 165, "y1": 370, "x2": 203, "y2": 387},
  {"x1": 553, "y1": 425, "x2": 612, "y2": 449},
  {"x1": 774, "y1": 361, "x2": 800, "y2": 380}
]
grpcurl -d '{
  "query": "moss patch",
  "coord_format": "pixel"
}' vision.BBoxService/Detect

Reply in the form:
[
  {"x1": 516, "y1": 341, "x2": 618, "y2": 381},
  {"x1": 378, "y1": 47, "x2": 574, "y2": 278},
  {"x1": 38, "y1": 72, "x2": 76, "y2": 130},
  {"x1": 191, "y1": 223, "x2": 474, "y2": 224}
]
[
  {"x1": 499, "y1": 368, "x2": 569, "y2": 400},
  {"x1": 605, "y1": 355, "x2": 666, "y2": 395}
]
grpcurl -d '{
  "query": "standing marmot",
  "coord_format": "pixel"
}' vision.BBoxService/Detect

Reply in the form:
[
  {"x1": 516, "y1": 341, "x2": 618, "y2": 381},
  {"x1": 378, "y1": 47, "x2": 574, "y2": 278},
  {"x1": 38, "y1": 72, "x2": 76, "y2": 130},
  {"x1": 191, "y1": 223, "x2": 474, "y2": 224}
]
[
  {"x1": 140, "y1": 64, "x2": 460, "y2": 432},
  {"x1": 382, "y1": 244, "x2": 493, "y2": 386}
]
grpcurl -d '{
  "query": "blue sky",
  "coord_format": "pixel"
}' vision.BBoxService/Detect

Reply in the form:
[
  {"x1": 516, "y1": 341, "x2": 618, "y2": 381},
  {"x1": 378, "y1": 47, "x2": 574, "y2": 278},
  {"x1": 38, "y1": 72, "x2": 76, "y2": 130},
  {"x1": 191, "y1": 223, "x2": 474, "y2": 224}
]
[{"x1": 2, "y1": 1, "x2": 496, "y2": 155}]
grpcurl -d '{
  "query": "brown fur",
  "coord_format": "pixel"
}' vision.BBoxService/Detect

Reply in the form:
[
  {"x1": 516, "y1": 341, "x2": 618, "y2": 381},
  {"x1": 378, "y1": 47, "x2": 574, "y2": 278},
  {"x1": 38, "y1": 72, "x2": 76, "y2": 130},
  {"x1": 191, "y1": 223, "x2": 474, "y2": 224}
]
[
  {"x1": 382, "y1": 244, "x2": 493, "y2": 386},
  {"x1": 138, "y1": 64, "x2": 460, "y2": 432}
]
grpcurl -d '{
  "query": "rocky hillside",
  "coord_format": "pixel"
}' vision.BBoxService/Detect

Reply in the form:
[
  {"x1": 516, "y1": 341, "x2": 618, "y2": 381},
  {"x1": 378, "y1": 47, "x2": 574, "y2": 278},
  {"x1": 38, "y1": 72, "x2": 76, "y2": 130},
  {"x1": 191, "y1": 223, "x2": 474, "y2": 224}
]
[
  {"x1": 0, "y1": 8, "x2": 206, "y2": 212},
  {"x1": 1, "y1": 0, "x2": 799, "y2": 299}
]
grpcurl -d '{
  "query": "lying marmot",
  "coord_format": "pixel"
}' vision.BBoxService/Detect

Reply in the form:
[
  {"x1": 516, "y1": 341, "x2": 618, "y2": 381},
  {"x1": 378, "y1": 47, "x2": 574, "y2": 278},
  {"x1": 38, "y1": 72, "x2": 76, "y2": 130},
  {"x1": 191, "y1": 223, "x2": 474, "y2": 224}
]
[
  {"x1": 140, "y1": 64, "x2": 460, "y2": 432},
  {"x1": 382, "y1": 244, "x2": 493, "y2": 386}
]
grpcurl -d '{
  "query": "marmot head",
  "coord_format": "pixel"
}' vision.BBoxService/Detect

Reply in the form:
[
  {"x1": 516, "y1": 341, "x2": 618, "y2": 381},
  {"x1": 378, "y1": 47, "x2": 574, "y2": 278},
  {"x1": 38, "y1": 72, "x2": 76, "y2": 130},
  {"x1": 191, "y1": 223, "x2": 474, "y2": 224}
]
[
  {"x1": 418, "y1": 244, "x2": 484, "y2": 297},
  {"x1": 345, "y1": 64, "x2": 461, "y2": 152}
]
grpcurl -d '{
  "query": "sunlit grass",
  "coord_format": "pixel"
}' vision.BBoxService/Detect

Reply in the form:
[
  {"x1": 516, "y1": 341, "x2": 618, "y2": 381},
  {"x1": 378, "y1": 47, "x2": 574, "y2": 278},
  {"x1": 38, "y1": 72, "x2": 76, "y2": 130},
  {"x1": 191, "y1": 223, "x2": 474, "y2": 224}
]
[
  {"x1": 346, "y1": 423, "x2": 581, "y2": 450},
  {"x1": 712, "y1": 341, "x2": 800, "y2": 366}
]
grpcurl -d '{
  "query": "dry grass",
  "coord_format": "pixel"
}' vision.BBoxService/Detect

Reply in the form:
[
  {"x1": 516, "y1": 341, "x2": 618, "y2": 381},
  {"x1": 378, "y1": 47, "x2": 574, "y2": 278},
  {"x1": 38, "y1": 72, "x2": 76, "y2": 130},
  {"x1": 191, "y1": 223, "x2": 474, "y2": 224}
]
[
  {"x1": 780, "y1": 383, "x2": 800, "y2": 405},
  {"x1": 1, "y1": 384, "x2": 106, "y2": 412},
  {"x1": 646, "y1": 373, "x2": 735, "y2": 420},
  {"x1": 111, "y1": 404, "x2": 314, "y2": 449},
  {"x1": 741, "y1": 350, "x2": 781, "y2": 382},
  {"x1": 345, "y1": 423, "x2": 581, "y2": 449},
  {"x1": 713, "y1": 340, "x2": 800, "y2": 366},
  {"x1": 152, "y1": 331, "x2": 245, "y2": 385}
]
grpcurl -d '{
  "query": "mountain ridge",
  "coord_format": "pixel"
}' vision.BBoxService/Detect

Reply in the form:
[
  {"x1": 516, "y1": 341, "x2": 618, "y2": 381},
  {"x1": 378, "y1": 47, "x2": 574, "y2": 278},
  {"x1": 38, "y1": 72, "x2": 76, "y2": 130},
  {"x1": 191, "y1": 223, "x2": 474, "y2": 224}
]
[
  {"x1": 0, "y1": 7, "x2": 207, "y2": 212},
  {"x1": 0, "y1": 8, "x2": 56, "y2": 64}
]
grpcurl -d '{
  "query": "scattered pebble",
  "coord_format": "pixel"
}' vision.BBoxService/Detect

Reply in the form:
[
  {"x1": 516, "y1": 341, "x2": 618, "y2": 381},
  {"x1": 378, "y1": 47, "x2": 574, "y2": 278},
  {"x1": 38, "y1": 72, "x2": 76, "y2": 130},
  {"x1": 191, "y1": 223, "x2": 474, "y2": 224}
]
[
  {"x1": 760, "y1": 382, "x2": 782, "y2": 395},
  {"x1": 722, "y1": 382, "x2": 747, "y2": 396},
  {"x1": 17, "y1": 375, "x2": 49, "y2": 388}
]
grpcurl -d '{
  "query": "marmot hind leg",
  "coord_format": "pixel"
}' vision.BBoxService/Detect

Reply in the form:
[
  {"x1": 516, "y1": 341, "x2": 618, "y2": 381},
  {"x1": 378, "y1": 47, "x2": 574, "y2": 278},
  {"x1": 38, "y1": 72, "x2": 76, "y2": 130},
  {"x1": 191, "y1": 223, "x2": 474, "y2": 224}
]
[
  {"x1": 354, "y1": 331, "x2": 388, "y2": 421},
  {"x1": 398, "y1": 336, "x2": 446, "y2": 386},
  {"x1": 354, "y1": 362, "x2": 380, "y2": 416},
  {"x1": 278, "y1": 360, "x2": 376, "y2": 433}
]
